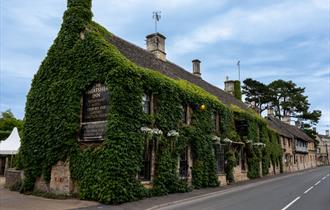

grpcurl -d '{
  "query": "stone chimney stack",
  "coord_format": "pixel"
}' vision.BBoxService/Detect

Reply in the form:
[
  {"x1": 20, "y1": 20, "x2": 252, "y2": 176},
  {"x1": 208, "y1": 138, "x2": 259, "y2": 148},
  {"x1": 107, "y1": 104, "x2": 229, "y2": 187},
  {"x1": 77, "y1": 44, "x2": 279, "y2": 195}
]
[
  {"x1": 267, "y1": 107, "x2": 274, "y2": 117},
  {"x1": 224, "y1": 77, "x2": 242, "y2": 100},
  {"x1": 192, "y1": 59, "x2": 201, "y2": 77},
  {"x1": 326, "y1": 130, "x2": 329, "y2": 136},
  {"x1": 146, "y1": 33, "x2": 166, "y2": 61},
  {"x1": 295, "y1": 120, "x2": 301, "y2": 128},
  {"x1": 281, "y1": 112, "x2": 291, "y2": 124}
]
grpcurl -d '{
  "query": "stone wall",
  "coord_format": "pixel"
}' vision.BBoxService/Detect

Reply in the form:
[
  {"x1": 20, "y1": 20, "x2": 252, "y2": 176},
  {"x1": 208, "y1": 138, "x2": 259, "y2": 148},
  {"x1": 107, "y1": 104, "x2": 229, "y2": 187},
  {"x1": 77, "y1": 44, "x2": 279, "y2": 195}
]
[
  {"x1": 34, "y1": 161, "x2": 77, "y2": 195},
  {"x1": 218, "y1": 175, "x2": 227, "y2": 186},
  {"x1": 233, "y1": 166, "x2": 248, "y2": 182},
  {"x1": 5, "y1": 168, "x2": 24, "y2": 189}
]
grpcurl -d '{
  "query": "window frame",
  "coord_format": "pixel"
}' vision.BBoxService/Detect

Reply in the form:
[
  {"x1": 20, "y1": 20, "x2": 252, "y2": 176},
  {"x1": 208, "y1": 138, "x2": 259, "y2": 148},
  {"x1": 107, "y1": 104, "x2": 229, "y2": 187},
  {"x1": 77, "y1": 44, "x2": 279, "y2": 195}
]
[
  {"x1": 142, "y1": 93, "x2": 151, "y2": 114},
  {"x1": 179, "y1": 147, "x2": 189, "y2": 178},
  {"x1": 138, "y1": 138, "x2": 153, "y2": 181}
]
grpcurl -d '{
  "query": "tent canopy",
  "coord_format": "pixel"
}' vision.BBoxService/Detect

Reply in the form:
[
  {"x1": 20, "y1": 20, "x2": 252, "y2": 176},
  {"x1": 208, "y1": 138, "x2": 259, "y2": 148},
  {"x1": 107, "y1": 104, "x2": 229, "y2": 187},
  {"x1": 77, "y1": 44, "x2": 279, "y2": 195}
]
[{"x1": 0, "y1": 127, "x2": 21, "y2": 155}]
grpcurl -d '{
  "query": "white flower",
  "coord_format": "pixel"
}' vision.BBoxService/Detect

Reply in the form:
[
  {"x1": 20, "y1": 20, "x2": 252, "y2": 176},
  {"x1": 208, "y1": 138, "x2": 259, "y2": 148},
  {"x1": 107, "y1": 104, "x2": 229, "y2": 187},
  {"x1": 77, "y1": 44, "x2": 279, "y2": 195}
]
[
  {"x1": 140, "y1": 127, "x2": 152, "y2": 134},
  {"x1": 212, "y1": 135, "x2": 221, "y2": 141},
  {"x1": 253, "y1": 142, "x2": 266, "y2": 147},
  {"x1": 167, "y1": 130, "x2": 179, "y2": 137},
  {"x1": 222, "y1": 138, "x2": 233, "y2": 143},
  {"x1": 152, "y1": 128, "x2": 163, "y2": 135}
]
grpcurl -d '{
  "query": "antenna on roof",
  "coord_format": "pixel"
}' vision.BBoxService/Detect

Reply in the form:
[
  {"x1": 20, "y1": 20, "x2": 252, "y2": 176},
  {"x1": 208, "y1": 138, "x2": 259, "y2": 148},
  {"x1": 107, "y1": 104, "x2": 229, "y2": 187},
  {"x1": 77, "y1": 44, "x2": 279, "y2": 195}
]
[
  {"x1": 237, "y1": 60, "x2": 241, "y2": 81},
  {"x1": 152, "y1": 11, "x2": 161, "y2": 33}
]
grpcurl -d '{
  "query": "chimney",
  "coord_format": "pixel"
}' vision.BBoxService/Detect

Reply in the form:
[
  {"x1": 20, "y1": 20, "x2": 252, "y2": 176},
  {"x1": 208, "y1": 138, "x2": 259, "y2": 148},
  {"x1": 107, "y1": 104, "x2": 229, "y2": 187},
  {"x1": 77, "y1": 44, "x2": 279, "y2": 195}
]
[
  {"x1": 224, "y1": 77, "x2": 242, "y2": 100},
  {"x1": 267, "y1": 107, "x2": 274, "y2": 117},
  {"x1": 326, "y1": 130, "x2": 329, "y2": 136},
  {"x1": 192, "y1": 59, "x2": 201, "y2": 77},
  {"x1": 295, "y1": 120, "x2": 301, "y2": 128},
  {"x1": 146, "y1": 33, "x2": 166, "y2": 61}
]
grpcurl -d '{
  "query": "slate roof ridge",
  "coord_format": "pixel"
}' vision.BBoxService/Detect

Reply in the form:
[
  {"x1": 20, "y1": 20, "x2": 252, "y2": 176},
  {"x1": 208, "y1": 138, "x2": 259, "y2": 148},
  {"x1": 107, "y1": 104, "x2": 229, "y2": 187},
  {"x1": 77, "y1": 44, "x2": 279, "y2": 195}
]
[
  {"x1": 318, "y1": 134, "x2": 330, "y2": 139},
  {"x1": 267, "y1": 116, "x2": 314, "y2": 142}
]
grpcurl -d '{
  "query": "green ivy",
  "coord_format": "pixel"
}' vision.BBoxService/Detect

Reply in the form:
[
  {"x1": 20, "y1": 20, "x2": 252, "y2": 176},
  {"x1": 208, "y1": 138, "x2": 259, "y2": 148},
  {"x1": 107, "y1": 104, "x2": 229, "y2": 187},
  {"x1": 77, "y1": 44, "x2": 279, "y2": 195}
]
[
  {"x1": 19, "y1": 0, "x2": 283, "y2": 204},
  {"x1": 233, "y1": 81, "x2": 242, "y2": 101},
  {"x1": 225, "y1": 150, "x2": 236, "y2": 183}
]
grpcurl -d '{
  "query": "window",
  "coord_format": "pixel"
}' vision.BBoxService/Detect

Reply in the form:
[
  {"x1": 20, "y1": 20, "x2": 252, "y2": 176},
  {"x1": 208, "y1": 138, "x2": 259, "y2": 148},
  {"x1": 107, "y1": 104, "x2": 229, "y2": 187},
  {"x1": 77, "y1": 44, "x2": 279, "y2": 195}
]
[
  {"x1": 142, "y1": 94, "x2": 151, "y2": 114},
  {"x1": 180, "y1": 105, "x2": 187, "y2": 123},
  {"x1": 179, "y1": 147, "x2": 189, "y2": 177},
  {"x1": 139, "y1": 139, "x2": 153, "y2": 181},
  {"x1": 213, "y1": 143, "x2": 226, "y2": 174},
  {"x1": 212, "y1": 112, "x2": 220, "y2": 134},
  {"x1": 241, "y1": 149, "x2": 246, "y2": 171},
  {"x1": 235, "y1": 149, "x2": 241, "y2": 167},
  {"x1": 288, "y1": 139, "x2": 291, "y2": 147}
]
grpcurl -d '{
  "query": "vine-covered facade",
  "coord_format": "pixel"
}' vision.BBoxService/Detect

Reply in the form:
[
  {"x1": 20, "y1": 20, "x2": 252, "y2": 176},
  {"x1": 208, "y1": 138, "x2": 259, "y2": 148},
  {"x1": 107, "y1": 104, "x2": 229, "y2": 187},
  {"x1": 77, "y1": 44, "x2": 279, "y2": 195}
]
[{"x1": 18, "y1": 0, "x2": 315, "y2": 204}]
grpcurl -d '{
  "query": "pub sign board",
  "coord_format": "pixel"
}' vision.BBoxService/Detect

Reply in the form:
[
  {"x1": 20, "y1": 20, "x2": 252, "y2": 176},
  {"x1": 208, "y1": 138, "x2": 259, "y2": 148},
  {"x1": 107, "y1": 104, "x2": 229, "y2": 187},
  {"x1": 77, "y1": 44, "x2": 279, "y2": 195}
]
[{"x1": 80, "y1": 83, "x2": 109, "y2": 141}]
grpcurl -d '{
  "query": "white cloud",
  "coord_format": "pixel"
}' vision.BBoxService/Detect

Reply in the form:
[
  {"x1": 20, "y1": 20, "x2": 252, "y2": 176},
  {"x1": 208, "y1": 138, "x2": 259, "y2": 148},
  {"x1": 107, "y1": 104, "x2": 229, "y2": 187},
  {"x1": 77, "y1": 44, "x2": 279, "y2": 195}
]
[{"x1": 169, "y1": 0, "x2": 328, "y2": 55}]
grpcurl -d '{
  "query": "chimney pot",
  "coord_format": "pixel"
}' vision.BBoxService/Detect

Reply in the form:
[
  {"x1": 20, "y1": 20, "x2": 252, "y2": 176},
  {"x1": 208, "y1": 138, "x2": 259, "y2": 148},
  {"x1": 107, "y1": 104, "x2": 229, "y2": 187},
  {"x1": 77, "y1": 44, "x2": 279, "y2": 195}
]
[{"x1": 192, "y1": 59, "x2": 201, "y2": 77}]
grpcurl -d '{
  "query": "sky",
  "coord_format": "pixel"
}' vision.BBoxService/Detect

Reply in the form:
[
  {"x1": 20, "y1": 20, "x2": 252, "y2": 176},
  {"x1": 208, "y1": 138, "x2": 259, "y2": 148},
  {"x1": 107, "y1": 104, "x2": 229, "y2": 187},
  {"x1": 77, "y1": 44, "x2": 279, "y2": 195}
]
[{"x1": 0, "y1": 0, "x2": 329, "y2": 134}]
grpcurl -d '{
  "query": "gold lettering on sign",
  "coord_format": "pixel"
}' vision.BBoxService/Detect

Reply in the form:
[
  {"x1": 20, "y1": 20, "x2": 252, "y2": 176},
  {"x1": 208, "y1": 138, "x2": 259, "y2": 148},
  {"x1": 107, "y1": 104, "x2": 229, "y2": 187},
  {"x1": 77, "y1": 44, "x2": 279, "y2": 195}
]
[{"x1": 80, "y1": 83, "x2": 109, "y2": 141}]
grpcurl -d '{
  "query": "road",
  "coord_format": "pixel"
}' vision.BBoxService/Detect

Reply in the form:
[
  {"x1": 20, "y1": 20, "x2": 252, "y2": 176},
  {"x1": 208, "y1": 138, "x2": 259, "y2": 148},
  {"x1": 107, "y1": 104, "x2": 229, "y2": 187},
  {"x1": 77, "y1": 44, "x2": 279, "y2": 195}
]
[{"x1": 156, "y1": 166, "x2": 330, "y2": 210}]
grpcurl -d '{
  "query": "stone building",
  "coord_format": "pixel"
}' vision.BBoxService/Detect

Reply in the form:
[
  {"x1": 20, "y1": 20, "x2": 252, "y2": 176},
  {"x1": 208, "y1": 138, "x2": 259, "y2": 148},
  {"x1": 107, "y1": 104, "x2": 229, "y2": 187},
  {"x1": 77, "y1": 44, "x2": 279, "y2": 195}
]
[
  {"x1": 316, "y1": 130, "x2": 330, "y2": 165},
  {"x1": 16, "y1": 0, "x2": 314, "y2": 203},
  {"x1": 266, "y1": 116, "x2": 317, "y2": 172}
]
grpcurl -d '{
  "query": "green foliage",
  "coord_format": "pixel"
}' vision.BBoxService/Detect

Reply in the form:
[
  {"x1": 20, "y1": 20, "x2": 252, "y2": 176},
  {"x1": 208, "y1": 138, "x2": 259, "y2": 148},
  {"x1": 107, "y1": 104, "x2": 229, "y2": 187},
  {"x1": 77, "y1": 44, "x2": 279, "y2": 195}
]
[
  {"x1": 0, "y1": 110, "x2": 24, "y2": 140},
  {"x1": 242, "y1": 78, "x2": 270, "y2": 114},
  {"x1": 152, "y1": 135, "x2": 190, "y2": 195},
  {"x1": 243, "y1": 78, "x2": 321, "y2": 129},
  {"x1": 246, "y1": 145, "x2": 261, "y2": 179},
  {"x1": 19, "y1": 0, "x2": 285, "y2": 204},
  {"x1": 225, "y1": 150, "x2": 236, "y2": 183},
  {"x1": 233, "y1": 80, "x2": 242, "y2": 101}
]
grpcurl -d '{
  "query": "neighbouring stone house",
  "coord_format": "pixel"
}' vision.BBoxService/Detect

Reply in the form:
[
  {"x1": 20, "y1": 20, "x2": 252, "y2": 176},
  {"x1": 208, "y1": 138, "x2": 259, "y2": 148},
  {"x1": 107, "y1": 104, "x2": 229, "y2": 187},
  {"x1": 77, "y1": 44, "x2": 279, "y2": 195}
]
[
  {"x1": 266, "y1": 116, "x2": 294, "y2": 173},
  {"x1": 17, "y1": 0, "x2": 314, "y2": 204},
  {"x1": 316, "y1": 130, "x2": 330, "y2": 165},
  {"x1": 266, "y1": 116, "x2": 317, "y2": 172}
]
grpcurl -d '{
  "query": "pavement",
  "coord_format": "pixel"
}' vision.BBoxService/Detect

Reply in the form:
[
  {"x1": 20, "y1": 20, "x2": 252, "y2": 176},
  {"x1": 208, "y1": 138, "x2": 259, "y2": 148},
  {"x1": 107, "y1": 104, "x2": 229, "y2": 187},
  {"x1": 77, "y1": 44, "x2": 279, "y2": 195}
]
[
  {"x1": 0, "y1": 177, "x2": 99, "y2": 210},
  {"x1": 1, "y1": 167, "x2": 329, "y2": 210}
]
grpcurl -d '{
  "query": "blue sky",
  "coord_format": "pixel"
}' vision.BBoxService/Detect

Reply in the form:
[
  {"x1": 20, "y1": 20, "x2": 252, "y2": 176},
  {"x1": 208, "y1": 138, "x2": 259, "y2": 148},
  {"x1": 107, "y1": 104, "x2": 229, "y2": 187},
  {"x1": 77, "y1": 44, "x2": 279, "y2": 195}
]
[{"x1": 0, "y1": 0, "x2": 329, "y2": 134}]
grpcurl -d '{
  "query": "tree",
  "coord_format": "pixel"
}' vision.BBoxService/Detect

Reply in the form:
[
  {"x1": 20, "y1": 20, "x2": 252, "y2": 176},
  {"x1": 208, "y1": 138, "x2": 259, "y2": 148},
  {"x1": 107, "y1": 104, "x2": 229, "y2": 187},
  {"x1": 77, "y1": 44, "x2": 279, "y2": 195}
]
[
  {"x1": 242, "y1": 78, "x2": 271, "y2": 114},
  {"x1": 0, "y1": 110, "x2": 24, "y2": 140},
  {"x1": 242, "y1": 79, "x2": 321, "y2": 131}
]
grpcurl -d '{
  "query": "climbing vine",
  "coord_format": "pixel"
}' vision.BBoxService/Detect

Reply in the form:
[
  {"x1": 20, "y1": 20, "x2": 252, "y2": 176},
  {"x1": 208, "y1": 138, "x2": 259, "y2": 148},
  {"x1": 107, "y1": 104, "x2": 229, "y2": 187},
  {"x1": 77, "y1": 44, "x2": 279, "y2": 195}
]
[{"x1": 19, "y1": 0, "x2": 283, "y2": 204}]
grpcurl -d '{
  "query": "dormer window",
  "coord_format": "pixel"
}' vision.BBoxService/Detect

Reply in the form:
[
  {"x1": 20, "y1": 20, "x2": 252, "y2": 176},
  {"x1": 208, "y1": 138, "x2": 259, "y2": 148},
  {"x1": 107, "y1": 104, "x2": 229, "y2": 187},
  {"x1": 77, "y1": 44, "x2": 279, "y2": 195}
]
[{"x1": 142, "y1": 94, "x2": 151, "y2": 114}]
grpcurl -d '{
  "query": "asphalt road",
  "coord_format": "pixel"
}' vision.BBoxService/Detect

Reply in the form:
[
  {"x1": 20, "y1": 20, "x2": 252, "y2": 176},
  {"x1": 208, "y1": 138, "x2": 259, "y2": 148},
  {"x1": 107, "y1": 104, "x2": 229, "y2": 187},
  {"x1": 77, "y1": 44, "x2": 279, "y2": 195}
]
[{"x1": 157, "y1": 166, "x2": 330, "y2": 210}]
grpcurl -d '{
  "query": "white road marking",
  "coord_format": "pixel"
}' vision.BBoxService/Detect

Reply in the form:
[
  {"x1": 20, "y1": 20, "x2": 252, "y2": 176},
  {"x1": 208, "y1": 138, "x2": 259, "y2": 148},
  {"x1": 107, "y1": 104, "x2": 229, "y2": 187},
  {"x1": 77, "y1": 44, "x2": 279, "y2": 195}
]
[
  {"x1": 304, "y1": 186, "x2": 314, "y2": 194},
  {"x1": 322, "y1": 176, "x2": 326, "y2": 180},
  {"x1": 327, "y1": 174, "x2": 330, "y2": 177},
  {"x1": 314, "y1": 181, "x2": 321, "y2": 186},
  {"x1": 281, "y1": 196, "x2": 301, "y2": 210}
]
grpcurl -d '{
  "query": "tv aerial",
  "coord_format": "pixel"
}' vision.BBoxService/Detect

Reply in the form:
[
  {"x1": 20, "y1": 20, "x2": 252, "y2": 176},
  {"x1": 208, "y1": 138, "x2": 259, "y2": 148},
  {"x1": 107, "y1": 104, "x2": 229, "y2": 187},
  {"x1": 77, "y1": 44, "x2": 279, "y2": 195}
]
[{"x1": 152, "y1": 11, "x2": 161, "y2": 33}]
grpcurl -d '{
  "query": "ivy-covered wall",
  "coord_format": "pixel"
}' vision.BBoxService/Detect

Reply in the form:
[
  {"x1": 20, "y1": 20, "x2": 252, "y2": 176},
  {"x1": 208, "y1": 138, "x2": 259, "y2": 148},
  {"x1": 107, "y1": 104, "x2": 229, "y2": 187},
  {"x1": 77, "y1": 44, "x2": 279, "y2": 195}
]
[{"x1": 20, "y1": 0, "x2": 283, "y2": 204}]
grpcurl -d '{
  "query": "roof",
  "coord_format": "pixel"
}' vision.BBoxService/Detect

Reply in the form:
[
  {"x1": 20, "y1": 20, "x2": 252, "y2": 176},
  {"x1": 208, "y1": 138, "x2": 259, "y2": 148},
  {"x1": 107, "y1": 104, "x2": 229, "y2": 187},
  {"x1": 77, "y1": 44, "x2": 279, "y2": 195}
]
[
  {"x1": 267, "y1": 116, "x2": 314, "y2": 142},
  {"x1": 318, "y1": 134, "x2": 330, "y2": 140},
  {"x1": 106, "y1": 34, "x2": 248, "y2": 110},
  {"x1": 0, "y1": 127, "x2": 21, "y2": 155},
  {"x1": 266, "y1": 117, "x2": 292, "y2": 138}
]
